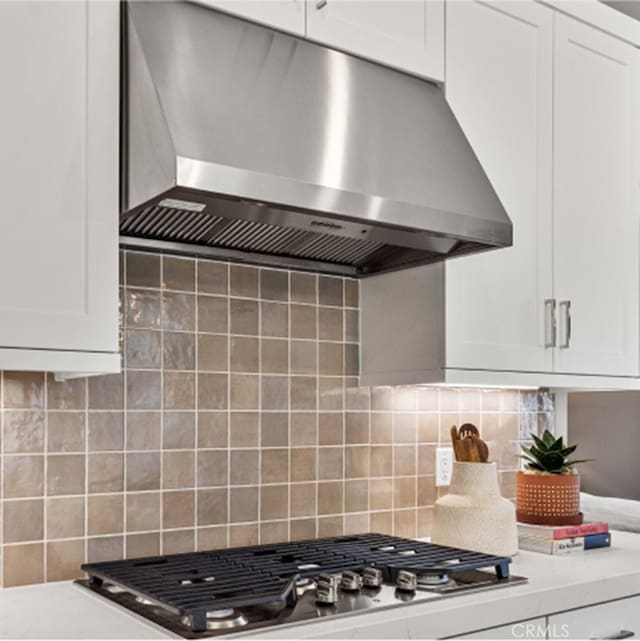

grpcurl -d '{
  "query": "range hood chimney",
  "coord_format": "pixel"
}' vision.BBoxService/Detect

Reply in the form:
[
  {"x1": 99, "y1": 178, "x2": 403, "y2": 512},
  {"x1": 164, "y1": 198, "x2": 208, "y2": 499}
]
[{"x1": 121, "y1": 1, "x2": 512, "y2": 277}]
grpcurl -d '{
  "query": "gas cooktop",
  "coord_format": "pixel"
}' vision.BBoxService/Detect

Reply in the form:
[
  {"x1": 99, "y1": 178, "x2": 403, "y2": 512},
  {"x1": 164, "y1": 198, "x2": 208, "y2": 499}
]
[{"x1": 77, "y1": 533, "x2": 526, "y2": 637}]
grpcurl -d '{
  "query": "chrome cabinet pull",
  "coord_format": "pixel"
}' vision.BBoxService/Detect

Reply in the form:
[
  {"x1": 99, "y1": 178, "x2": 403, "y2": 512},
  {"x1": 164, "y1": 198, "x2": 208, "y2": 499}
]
[
  {"x1": 559, "y1": 300, "x2": 571, "y2": 349},
  {"x1": 600, "y1": 631, "x2": 635, "y2": 640},
  {"x1": 316, "y1": 0, "x2": 328, "y2": 9},
  {"x1": 544, "y1": 299, "x2": 556, "y2": 348}
]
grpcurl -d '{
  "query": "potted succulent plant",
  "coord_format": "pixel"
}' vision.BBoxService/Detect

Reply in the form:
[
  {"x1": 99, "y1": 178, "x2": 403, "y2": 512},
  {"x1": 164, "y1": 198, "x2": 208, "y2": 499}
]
[{"x1": 516, "y1": 430, "x2": 592, "y2": 526}]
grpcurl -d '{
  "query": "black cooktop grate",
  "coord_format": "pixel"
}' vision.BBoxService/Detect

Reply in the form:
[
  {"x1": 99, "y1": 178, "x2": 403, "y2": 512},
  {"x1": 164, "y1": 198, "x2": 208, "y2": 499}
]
[{"x1": 82, "y1": 533, "x2": 512, "y2": 632}]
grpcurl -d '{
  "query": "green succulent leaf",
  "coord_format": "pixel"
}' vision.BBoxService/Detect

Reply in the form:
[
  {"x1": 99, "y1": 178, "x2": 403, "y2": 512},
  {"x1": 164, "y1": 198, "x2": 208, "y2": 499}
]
[{"x1": 520, "y1": 430, "x2": 591, "y2": 473}]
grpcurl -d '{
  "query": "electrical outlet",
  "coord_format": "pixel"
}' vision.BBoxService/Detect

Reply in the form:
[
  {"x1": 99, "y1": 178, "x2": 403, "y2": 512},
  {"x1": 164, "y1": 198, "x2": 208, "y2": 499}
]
[{"x1": 435, "y1": 447, "x2": 454, "y2": 487}]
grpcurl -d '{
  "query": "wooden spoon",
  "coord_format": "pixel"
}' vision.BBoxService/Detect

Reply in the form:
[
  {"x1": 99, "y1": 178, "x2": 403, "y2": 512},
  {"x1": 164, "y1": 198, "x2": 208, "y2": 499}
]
[{"x1": 450, "y1": 425, "x2": 463, "y2": 461}]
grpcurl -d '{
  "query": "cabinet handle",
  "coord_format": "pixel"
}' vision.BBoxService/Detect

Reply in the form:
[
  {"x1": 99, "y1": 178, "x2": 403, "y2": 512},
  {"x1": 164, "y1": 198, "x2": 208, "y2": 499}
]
[
  {"x1": 600, "y1": 631, "x2": 635, "y2": 640},
  {"x1": 316, "y1": 0, "x2": 328, "y2": 8},
  {"x1": 559, "y1": 300, "x2": 571, "y2": 349},
  {"x1": 544, "y1": 299, "x2": 557, "y2": 348}
]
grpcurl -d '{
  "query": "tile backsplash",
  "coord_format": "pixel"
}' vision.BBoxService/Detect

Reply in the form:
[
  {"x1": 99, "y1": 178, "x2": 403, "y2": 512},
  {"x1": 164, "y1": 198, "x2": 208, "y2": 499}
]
[{"x1": 0, "y1": 250, "x2": 553, "y2": 588}]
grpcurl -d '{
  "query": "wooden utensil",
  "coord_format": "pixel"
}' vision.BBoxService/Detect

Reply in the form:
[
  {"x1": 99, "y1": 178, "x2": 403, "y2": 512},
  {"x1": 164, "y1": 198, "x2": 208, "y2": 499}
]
[
  {"x1": 450, "y1": 424, "x2": 490, "y2": 463},
  {"x1": 459, "y1": 423, "x2": 480, "y2": 439},
  {"x1": 450, "y1": 425, "x2": 463, "y2": 461}
]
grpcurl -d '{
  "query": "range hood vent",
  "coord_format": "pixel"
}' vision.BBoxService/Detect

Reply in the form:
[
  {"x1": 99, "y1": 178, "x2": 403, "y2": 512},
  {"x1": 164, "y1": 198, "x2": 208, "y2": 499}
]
[{"x1": 121, "y1": 1, "x2": 512, "y2": 277}]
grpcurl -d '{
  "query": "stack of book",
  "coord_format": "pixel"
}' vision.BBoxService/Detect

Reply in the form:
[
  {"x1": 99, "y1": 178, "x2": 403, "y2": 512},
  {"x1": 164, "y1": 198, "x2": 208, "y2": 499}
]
[{"x1": 518, "y1": 522, "x2": 611, "y2": 555}]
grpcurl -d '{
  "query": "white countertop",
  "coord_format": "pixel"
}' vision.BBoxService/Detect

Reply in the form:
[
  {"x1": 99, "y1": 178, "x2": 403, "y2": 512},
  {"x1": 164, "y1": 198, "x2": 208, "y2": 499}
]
[{"x1": 1, "y1": 531, "x2": 639, "y2": 640}]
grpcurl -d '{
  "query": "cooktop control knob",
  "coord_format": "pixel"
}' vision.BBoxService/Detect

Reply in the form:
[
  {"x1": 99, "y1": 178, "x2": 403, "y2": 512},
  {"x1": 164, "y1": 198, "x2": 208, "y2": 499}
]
[
  {"x1": 396, "y1": 569, "x2": 417, "y2": 592},
  {"x1": 315, "y1": 574, "x2": 339, "y2": 605},
  {"x1": 340, "y1": 570, "x2": 363, "y2": 591},
  {"x1": 362, "y1": 567, "x2": 383, "y2": 588}
]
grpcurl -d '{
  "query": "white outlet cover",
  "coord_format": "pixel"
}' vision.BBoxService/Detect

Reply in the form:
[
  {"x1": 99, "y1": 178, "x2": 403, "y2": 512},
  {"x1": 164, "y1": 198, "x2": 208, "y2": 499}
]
[{"x1": 435, "y1": 447, "x2": 453, "y2": 487}]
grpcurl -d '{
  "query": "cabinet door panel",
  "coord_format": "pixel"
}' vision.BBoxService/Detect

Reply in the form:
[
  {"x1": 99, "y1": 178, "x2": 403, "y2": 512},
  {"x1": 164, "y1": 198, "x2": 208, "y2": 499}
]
[
  {"x1": 455, "y1": 617, "x2": 547, "y2": 639},
  {"x1": 548, "y1": 596, "x2": 640, "y2": 639},
  {"x1": 445, "y1": 1, "x2": 554, "y2": 373},
  {"x1": 306, "y1": 0, "x2": 443, "y2": 81},
  {"x1": 553, "y1": 14, "x2": 639, "y2": 376},
  {"x1": 198, "y1": 1, "x2": 305, "y2": 35},
  {"x1": 0, "y1": 1, "x2": 118, "y2": 354}
]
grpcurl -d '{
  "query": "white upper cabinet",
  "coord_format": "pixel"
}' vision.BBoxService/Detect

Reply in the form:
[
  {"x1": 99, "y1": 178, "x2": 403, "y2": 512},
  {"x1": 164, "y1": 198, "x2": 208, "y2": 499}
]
[
  {"x1": 0, "y1": 1, "x2": 119, "y2": 374},
  {"x1": 305, "y1": 0, "x2": 444, "y2": 81},
  {"x1": 553, "y1": 14, "x2": 639, "y2": 377},
  {"x1": 444, "y1": 0, "x2": 554, "y2": 374},
  {"x1": 198, "y1": 1, "x2": 306, "y2": 35}
]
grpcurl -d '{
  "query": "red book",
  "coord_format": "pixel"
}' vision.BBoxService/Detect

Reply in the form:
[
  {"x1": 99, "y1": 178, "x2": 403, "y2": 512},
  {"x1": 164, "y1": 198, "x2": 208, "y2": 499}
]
[{"x1": 517, "y1": 522, "x2": 609, "y2": 540}]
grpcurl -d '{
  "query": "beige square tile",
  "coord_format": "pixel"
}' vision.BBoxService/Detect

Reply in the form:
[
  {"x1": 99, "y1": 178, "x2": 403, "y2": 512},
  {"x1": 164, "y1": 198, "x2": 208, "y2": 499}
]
[
  {"x1": 197, "y1": 295, "x2": 228, "y2": 333},
  {"x1": 261, "y1": 339, "x2": 288, "y2": 374},
  {"x1": 125, "y1": 329, "x2": 162, "y2": 369},
  {"x1": 261, "y1": 376, "x2": 288, "y2": 410},
  {"x1": 3, "y1": 455, "x2": 44, "y2": 498},
  {"x1": 162, "y1": 292, "x2": 196, "y2": 331},
  {"x1": 197, "y1": 334, "x2": 228, "y2": 371},
  {"x1": 318, "y1": 307, "x2": 343, "y2": 341},
  {"x1": 418, "y1": 476, "x2": 437, "y2": 506},
  {"x1": 291, "y1": 341, "x2": 317, "y2": 375},
  {"x1": 345, "y1": 413, "x2": 368, "y2": 444},
  {"x1": 394, "y1": 478, "x2": 416, "y2": 509},
  {"x1": 290, "y1": 377, "x2": 317, "y2": 410},
  {"x1": 230, "y1": 265, "x2": 258, "y2": 298},
  {"x1": 318, "y1": 277, "x2": 343, "y2": 306},
  {"x1": 318, "y1": 413, "x2": 343, "y2": 445},
  {"x1": 126, "y1": 411, "x2": 161, "y2": 450},
  {"x1": 3, "y1": 410, "x2": 45, "y2": 453},
  {"x1": 261, "y1": 449, "x2": 289, "y2": 484},
  {"x1": 345, "y1": 513, "x2": 369, "y2": 534},
  {"x1": 260, "y1": 270, "x2": 289, "y2": 301},
  {"x1": 163, "y1": 529, "x2": 195, "y2": 555},
  {"x1": 260, "y1": 301, "x2": 288, "y2": 337},
  {"x1": 126, "y1": 452, "x2": 161, "y2": 491},
  {"x1": 230, "y1": 450, "x2": 260, "y2": 485},
  {"x1": 3, "y1": 499, "x2": 44, "y2": 543},
  {"x1": 371, "y1": 387, "x2": 393, "y2": 411},
  {"x1": 163, "y1": 490, "x2": 195, "y2": 529},
  {"x1": 260, "y1": 521, "x2": 288, "y2": 545},
  {"x1": 230, "y1": 336, "x2": 259, "y2": 372},
  {"x1": 345, "y1": 385, "x2": 370, "y2": 411},
  {"x1": 230, "y1": 299, "x2": 259, "y2": 335},
  {"x1": 319, "y1": 343, "x2": 343, "y2": 376},
  {"x1": 345, "y1": 446, "x2": 369, "y2": 479},
  {"x1": 370, "y1": 510, "x2": 393, "y2": 535},
  {"x1": 229, "y1": 374, "x2": 258, "y2": 409},
  {"x1": 47, "y1": 454, "x2": 86, "y2": 496},
  {"x1": 344, "y1": 344, "x2": 359, "y2": 376},
  {"x1": 370, "y1": 446, "x2": 393, "y2": 477},
  {"x1": 125, "y1": 289, "x2": 162, "y2": 330},
  {"x1": 318, "y1": 481, "x2": 343, "y2": 515},
  {"x1": 197, "y1": 450, "x2": 228, "y2": 487},
  {"x1": 344, "y1": 279, "x2": 358, "y2": 307},
  {"x1": 418, "y1": 413, "x2": 439, "y2": 443},
  {"x1": 88, "y1": 494, "x2": 124, "y2": 536},
  {"x1": 164, "y1": 371, "x2": 196, "y2": 409},
  {"x1": 47, "y1": 374, "x2": 86, "y2": 410},
  {"x1": 290, "y1": 304, "x2": 317, "y2": 339},
  {"x1": 230, "y1": 523, "x2": 259, "y2": 547},
  {"x1": 229, "y1": 412, "x2": 259, "y2": 447},
  {"x1": 370, "y1": 478, "x2": 393, "y2": 511},
  {"x1": 290, "y1": 483, "x2": 316, "y2": 518},
  {"x1": 261, "y1": 413, "x2": 289, "y2": 447},
  {"x1": 163, "y1": 332, "x2": 196, "y2": 370},
  {"x1": 88, "y1": 452, "x2": 124, "y2": 493},
  {"x1": 260, "y1": 485, "x2": 288, "y2": 520},
  {"x1": 418, "y1": 387, "x2": 439, "y2": 411},
  {"x1": 290, "y1": 272, "x2": 317, "y2": 304},
  {"x1": 318, "y1": 447, "x2": 343, "y2": 480},
  {"x1": 126, "y1": 251, "x2": 160, "y2": 287},
  {"x1": 163, "y1": 451, "x2": 195, "y2": 489},
  {"x1": 87, "y1": 536, "x2": 123, "y2": 563},
  {"x1": 163, "y1": 411, "x2": 195, "y2": 449},
  {"x1": 345, "y1": 479, "x2": 368, "y2": 513},
  {"x1": 394, "y1": 509, "x2": 417, "y2": 538},
  {"x1": 126, "y1": 492, "x2": 160, "y2": 532},
  {"x1": 198, "y1": 488, "x2": 228, "y2": 525},
  {"x1": 394, "y1": 445, "x2": 416, "y2": 476},
  {"x1": 290, "y1": 412, "x2": 317, "y2": 446},
  {"x1": 3, "y1": 543, "x2": 44, "y2": 587},
  {"x1": 317, "y1": 515, "x2": 343, "y2": 537},
  {"x1": 291, "y1": 448, "x2": 316, "y2": 482},
  {"x1": 371, "y1": 413, "x2": 393, "y2": 444},
  {"x1": 127, "y1": 532, "x2": 160, "y2": 559},
  {"x1": 47, "y1": 497, "x2": 85, "y2": 540},
  {"x1": 290, "y1": 518, "x2": 316, "y2": 540},
  {"x1": 163, "y1": 256, "x2": 195, "y2": 291},
  {"x1": 88, "y1": 374, "x2": 124, "y2": 410},
  {"x1": 344, "y1": 309, "x2": 359, "y2": 342},
  {"x1": 127, "y1": 370, "x2": 161, "y2": 410},
  {"x1": 197, "y1": 526, "x2": 228, "y2": 551},
  {"x1": 417, "y1": 506, "x2": 434, "y2": 538},
  {"x1": 3, "y1": 372, "x2": 45, "y2": 409},
  {"x1": 198, "y1": 261, "x2": 228, "y2": 295},
  {"x1": 394, "y1": 413, "x2": 416, "y2": 443},
  {"x1": 46, "y1": 539, "x2": 85, "y2": 581},
  {"x1": 88, "y1": 412, "x2": 124, "y2": 451},
  {"x1": 47, "y1": 412, "x2": 84, "y2": 452},
  {"x1": 418, "y1": 444, "x2": 436, "y2": 475},
  {"x1": 198, "y1": 412, "x2": 228, "y2": 448},
  {"x1": 319, "y1": 378, "x2": 344, "y2": 411},
  {"x1": 229, "y1": 486, "x2": 259, "y2": 523}
]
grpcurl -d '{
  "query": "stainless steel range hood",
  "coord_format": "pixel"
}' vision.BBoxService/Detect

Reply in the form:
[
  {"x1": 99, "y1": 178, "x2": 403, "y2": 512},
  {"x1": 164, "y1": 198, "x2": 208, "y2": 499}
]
[{"x1": 121, "y1": 1, "x2": 512, "y2": 277}]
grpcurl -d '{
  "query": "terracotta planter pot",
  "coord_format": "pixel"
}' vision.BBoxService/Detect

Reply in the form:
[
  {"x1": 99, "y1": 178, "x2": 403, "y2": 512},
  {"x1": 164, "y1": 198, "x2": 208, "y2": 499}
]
[{"x1": 516, "y1": 471, "x2": 582, "y2": 526}]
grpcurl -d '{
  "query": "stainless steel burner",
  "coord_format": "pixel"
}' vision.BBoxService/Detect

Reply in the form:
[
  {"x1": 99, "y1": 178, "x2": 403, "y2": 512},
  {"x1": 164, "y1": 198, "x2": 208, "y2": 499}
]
[
  {"x1": 418, "y1": 573, "x2": 450, "y2": 586},
  {"x1": 180, "y1": 610, "x2": 249, "y2": 631},
  {"x1": 135, "y1": 596, "x2": 154, "y2": 605}
]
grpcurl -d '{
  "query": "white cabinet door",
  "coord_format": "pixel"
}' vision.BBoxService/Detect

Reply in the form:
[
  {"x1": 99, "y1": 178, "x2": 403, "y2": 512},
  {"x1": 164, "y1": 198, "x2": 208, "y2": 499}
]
[
  {"x1": 305, "y1": 0, "x2": 444, "y2": 81},
  {"x1": 548, "y1": 596, "x2": 640, "y2": 639},
  {"x1": 444, "y1": 1, "x2": 554, "y2": 373},
  {"x1": 455, "y1": 617, "x2": 547, "y2": 639},
  {"x1": 553, "y1": 14, "x2": 640, "y2": 376},
  {"x1": 0, "y1": 1, "x2": 119, "y2": 358},
  {"x1": 198, "y1": 1, "x2": 305, "y2": 35}
]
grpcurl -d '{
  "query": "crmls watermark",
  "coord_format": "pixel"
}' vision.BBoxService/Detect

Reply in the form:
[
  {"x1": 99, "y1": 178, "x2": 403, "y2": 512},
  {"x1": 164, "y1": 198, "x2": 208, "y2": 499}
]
[{"x1": 511, "y1": 622, "x2": 570, "y2": 639}]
